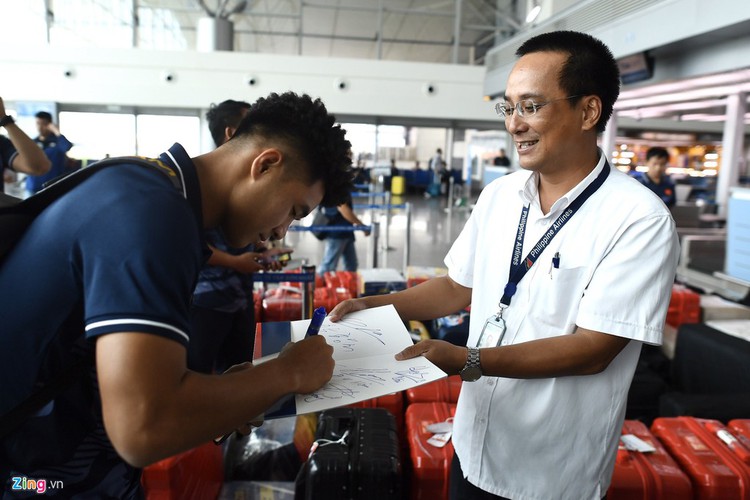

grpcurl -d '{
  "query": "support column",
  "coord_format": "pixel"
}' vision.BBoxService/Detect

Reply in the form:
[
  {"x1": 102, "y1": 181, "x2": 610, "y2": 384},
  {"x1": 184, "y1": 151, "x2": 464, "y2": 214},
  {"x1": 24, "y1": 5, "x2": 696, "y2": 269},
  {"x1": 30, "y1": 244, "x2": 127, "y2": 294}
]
[
  {"x1": 716, "y1": 92, "x2": 747, "y2": 217},
  {"x1": 452, "y1": 0, "x2": 462, "y2": 64},
  {"x1": 197, "y1": 17, "x2": 234, "y2": 52},
  {"x1": 376, "y1": 0, "x2": 384, "y2": 59},
  {"x1": 600, "y1": 110, "x2": 618, "y2": 164}
]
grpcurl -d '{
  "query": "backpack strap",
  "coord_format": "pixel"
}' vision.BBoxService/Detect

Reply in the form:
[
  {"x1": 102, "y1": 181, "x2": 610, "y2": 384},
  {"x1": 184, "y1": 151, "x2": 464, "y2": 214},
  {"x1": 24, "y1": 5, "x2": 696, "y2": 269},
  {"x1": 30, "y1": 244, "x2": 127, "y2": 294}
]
[
  {"x1": 0, "y1": 339, "x2": 93, "y2": 439},
  {"x1": 0, "y1": 156, "x2": 183, "y2": 261},
  {"x1": 0, "y1": 155, "x2": 185, "y2": 438}
]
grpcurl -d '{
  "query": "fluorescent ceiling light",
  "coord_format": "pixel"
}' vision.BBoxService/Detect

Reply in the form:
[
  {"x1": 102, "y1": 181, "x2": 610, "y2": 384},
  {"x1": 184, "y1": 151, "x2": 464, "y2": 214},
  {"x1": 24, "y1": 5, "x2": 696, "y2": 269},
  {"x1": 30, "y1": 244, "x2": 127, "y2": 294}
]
[
  {"x1": 678, "y1": 112, "x2": 750, "y2": 123},
  {"x1": 617, "y1": 98, "x2": 731, "y2": 119},
  {"x1": 526, "y1": 5, "x2": 541, "y2": 23},
  {"x1": 619, "y1": 69, "x2": 750, "y2": 100},
  {"x1": 615, "y1": 83, "x2": 750, "y2": 110}
]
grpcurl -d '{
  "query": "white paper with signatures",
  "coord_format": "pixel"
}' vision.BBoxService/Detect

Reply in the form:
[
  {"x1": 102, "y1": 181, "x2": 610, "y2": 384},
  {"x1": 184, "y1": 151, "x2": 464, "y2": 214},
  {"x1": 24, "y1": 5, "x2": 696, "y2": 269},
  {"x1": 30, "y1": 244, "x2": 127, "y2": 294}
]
[{"x1": 287, "y1": 304, "x2": 447, "y2": 415}]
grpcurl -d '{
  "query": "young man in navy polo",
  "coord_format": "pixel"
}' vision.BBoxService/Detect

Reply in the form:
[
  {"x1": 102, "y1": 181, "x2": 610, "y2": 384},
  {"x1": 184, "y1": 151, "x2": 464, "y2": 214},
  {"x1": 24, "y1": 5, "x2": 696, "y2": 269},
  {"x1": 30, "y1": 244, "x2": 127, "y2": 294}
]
[
  {"x1": 637, "y1": 146, "x2": 676, "y2": 207},
  {"x1": 0, "y1": 92, "x2": 353, "y2": 498}
]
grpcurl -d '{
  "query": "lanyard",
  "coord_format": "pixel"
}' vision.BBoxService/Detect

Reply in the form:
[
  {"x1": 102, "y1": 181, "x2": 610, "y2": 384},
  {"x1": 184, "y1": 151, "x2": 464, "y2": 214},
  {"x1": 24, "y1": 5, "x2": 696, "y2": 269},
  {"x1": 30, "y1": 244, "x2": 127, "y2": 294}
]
[{"x1": 497, "y1": 162, "x2": 610, "y2": 314}]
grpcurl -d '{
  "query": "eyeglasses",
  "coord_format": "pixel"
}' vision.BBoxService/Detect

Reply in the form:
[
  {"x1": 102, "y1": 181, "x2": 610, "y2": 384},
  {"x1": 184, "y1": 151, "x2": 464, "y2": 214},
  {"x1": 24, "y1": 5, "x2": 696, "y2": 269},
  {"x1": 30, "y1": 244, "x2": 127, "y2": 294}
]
[{"x1": 495, "y1": 95, "x2": 582, "y2": 119}]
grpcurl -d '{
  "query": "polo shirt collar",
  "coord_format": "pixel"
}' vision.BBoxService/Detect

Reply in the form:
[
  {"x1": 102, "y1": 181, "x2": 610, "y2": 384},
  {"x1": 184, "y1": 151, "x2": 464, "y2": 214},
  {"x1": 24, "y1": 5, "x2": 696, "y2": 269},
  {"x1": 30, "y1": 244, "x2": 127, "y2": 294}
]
[
  {"x1": 159, "y1": 143, "x2": 210, "y2": 262},
  {"x1": 159, "y1": 143, "x2": 203, "y2": 230},
  {"x1": 518, "y1": 149, "x2": 608, "y2": 217}
]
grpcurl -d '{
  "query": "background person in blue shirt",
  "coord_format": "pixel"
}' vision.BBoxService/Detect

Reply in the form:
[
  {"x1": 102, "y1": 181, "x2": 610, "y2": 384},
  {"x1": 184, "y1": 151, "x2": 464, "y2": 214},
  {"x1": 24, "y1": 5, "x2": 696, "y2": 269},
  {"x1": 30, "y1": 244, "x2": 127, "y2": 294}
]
[
  {"x1": 317, "y1": 195, "x2": 369, "y2": 276},
  {"x1": 189, "y1": 99, "x2": 293, "y2": 374},
  {"x1": 636, "y1": 146, "x2": 676, "y2": 207},
  {"x1": 0, "y1": 92, "x2": 352, "y2": 498},
  {"x1": 0, "y1": 97, "x2": 50, "y2": 193},
  {"x1": 24, "y1": 111, "x2": 73, "y2": 196}
]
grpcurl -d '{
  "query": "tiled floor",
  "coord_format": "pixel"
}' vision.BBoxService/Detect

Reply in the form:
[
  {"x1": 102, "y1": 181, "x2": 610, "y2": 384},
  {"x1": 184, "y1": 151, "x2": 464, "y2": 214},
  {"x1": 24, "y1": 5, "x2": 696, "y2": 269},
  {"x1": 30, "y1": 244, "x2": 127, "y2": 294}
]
[{"x1": 282, "y1": 190, "x2": 475, "y2": 276}]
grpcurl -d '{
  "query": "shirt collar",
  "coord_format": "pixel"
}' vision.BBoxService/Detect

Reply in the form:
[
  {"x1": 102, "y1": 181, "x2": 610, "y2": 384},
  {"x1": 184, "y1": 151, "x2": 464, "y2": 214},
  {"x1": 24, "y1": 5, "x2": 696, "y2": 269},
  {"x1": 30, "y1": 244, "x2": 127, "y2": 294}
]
[
  {"x1": 159, "y1": 143, "x2": 208, "y2": 259},
  {"x1": 518, "y1": 149, "x2": 608, "y2": 217}
]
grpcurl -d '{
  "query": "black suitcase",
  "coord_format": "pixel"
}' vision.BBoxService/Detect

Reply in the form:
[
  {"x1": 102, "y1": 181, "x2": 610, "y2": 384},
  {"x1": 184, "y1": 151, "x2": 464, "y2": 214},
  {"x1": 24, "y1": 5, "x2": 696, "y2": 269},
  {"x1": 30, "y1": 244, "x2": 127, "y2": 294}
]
[
  {"x1": 625, "y1": 365, "x2": 669, "y2": 425},
  {"x1": 295, "y1": 408, "x2": 402, "y2": 499},
  {"x1": 659, "y1": 392, "x2": 750, "y2": 421}
]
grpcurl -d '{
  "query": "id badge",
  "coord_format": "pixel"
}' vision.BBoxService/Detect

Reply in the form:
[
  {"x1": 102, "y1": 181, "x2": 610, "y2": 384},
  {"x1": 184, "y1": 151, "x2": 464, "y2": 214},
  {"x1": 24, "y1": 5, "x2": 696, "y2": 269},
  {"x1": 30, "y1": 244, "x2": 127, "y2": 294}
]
[{"x1": 477, "y1": 315, "x2": 507, "y2": 348}]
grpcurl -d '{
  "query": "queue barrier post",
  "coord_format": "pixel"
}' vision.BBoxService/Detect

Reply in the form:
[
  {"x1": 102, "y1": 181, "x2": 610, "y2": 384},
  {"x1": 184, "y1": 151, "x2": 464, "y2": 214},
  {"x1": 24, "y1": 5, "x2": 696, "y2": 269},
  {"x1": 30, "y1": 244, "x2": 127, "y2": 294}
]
[
  {"x1": 368, "y1": 221, "x2": 380, "y2": 269},
  {"x1": 403, "y1": 202, "x2": 412, "y2": 275}
]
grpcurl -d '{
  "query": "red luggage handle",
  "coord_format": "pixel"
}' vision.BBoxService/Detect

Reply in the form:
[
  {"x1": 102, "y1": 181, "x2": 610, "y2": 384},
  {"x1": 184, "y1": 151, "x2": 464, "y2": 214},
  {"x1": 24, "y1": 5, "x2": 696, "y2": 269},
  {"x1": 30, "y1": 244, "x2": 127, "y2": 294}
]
[{"x1": 704, "y1": 420, "x2": 750, "y2": 465}]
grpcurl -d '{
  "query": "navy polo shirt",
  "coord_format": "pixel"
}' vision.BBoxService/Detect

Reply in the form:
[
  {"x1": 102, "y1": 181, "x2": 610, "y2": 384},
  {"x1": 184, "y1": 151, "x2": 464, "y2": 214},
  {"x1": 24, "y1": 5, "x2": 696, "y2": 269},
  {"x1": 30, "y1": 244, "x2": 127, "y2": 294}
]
[
  {"x1": 636, "y1": 172, "x2": 676, "y2": 207},
  {"x1": 25, "y1": 133, "x2": 73, "y2": 194},
  {"x1": 192, "y1": 229, "x2": 255, "y2": 312},
  {"x1": 0, "y1": 143, "x2": 205, "y2": 497}
]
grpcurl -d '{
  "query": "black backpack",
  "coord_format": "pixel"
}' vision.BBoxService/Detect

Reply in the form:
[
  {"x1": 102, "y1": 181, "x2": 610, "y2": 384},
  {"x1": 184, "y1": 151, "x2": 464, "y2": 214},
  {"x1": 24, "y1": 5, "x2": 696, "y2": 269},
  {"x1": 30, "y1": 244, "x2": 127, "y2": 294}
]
[
  {"x1": 0, "y1": 155, "x2": 183, "y2": 438},
  {"x1": 1, "y1": 155, "x2": 183, "y2": 262}
]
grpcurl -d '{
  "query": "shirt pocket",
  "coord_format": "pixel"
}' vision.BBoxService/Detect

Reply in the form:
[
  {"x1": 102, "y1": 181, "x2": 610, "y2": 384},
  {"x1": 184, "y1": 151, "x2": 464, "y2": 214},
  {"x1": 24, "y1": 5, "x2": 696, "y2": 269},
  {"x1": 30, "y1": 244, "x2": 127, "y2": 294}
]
[{"x1": 529, "y1": 259, "x2": 591, "y2": 333}]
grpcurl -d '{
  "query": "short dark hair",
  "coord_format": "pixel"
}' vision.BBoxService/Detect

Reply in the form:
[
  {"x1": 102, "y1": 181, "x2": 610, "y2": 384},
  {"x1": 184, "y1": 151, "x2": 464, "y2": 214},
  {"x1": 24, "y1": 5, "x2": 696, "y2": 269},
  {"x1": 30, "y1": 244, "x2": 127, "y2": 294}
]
[
  {"x1": 206, "y1": 99, "x2": 251, "y2": 148},
  {"x1": 516, "y1": 31, "x2": 620, "y2": 134},
  {"x1": 35, "y1": 111, "x2": 53, "y2": 122},
  {"x1": 232, "y1": 92, "x2": 353, "y2": 207},
  {"x1": 646, "y1": 146, "x2": 669, "y2": 161}
]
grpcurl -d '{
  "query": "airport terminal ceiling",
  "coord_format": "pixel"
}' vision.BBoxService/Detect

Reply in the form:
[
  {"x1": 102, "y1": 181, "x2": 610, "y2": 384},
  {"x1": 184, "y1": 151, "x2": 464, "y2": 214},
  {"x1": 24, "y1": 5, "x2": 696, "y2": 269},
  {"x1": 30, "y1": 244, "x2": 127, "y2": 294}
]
[
  {"x1": 7, "y1": 0, "x2": 749, "y2": 136},
  {"x1": 483, "y1": 1, "x2": 750, "y2": 134}
]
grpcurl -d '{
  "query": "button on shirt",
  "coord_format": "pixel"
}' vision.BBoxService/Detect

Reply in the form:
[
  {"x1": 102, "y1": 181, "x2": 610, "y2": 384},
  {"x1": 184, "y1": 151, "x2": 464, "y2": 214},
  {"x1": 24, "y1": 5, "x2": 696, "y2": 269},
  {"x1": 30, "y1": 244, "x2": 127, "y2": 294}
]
[{"x1": 444, "y1": 152, "x2": 679, "y2": 500}]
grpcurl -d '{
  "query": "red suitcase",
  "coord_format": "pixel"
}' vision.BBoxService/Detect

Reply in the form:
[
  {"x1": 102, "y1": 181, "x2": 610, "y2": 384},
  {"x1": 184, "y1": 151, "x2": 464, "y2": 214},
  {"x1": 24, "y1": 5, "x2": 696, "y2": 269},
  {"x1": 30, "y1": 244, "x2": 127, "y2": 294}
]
[
  {"x1": 315, "y1": 285, "x2": 353, "y2": 311},
  {"x1": 405, "y1": 402, "x2": 456, "y2": 500},
  {"x1": 651, "y1": 417, "x2": 750, "y2": 499},
  {"x1": 729, "y1": 420, "x2": 750, "y2": 451},
  {"x1": 666, "y1": 284, "x2": 701, "y2": 328},
  {"x1": 607, "y1": 420, "x2": 692, "y2": 499},
  {"x1": 405, "y1": 375, "x2": 462, "y2": 405},
  {"x1": 262, "y1": 286, "x2": 352, "y2": 321},
  {"x1": 404, "y1": 266, "x2": 448, "y2": 289},
  {"x1": 323, "y1": 270, "x2": 359, "y2": 298},
  {"x1": 141, "y1": 441, "x2": 223, "y2": 500},
  {"x1": 262, "y1": 287, "x2": 303, "y2": 321},
  {"x1": 279, "y1": 267, "x2": 325, "y2": 289},
  {"x1": 252, "y1": 289, "x2": 263, "y2": 322}
]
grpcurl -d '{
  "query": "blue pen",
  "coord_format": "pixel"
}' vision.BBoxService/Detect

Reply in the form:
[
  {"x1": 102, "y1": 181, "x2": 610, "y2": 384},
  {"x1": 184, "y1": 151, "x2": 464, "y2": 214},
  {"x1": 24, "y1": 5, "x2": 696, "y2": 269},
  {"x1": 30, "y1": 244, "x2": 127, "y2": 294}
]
[{"x1": 305, "y1": 307, "x2": 326, "y2": 336}]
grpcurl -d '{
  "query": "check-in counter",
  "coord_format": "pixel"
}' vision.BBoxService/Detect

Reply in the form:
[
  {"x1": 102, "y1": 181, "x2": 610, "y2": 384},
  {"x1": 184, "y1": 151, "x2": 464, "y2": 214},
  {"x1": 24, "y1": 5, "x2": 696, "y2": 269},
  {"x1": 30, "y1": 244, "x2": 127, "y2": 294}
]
[
  {"x1": 482, "y1": 165, "x2": 510, "y2": 187},
  {"x1": 727, "y1": 187, "x2": 750, "y2": 283}
]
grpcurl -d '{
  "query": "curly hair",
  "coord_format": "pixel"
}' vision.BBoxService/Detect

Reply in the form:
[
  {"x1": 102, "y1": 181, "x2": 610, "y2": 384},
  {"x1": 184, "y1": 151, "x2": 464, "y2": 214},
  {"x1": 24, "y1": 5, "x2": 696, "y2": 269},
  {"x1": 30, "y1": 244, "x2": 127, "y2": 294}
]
[
  {"x1": 517, "y1": 31, "x2": 620, "y2": 134},
  {"x1": 206, "y1": 99, "x2": 251, "y2": 148},
  {"x1": 232, "y1": 92, "x2": 353, "y2": 207}
]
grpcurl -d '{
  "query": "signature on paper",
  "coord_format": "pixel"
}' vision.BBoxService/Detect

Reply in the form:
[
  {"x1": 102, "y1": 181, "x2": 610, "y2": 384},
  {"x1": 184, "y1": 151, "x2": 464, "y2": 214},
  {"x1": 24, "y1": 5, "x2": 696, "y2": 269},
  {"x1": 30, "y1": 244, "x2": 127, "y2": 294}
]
[
  {"x1": 302, "y1": 364, "x2": 431, "y2": 402},
  {"x1": 321, "y1": 317, "x2": 386, "y2": 353}
]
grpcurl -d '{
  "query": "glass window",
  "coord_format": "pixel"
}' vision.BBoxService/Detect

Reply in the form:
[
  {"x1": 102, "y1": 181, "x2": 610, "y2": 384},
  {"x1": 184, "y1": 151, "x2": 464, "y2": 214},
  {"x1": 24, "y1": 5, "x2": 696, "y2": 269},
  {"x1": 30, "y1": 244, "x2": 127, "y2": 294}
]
[
  {"x1": 59, "y1": 111, "x2": 136, "y2": 161},
  {"x1": 376, "y1": 125, "x2": 407, "y2": 148},
  {"x1": 50, "y1": 0, "x2": 134, "y2": 49},
  {"x1": 136, "y1": 115, "x2": 200, "y2": 157},
  {"x1": 4, "y1": 1, "x2": 47, "y2": 47}
]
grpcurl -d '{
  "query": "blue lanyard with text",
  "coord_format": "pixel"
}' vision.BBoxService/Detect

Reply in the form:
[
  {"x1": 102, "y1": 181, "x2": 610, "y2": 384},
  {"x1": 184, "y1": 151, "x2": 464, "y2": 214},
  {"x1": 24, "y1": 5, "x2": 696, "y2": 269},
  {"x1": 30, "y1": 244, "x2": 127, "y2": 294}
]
[{"x1": 498, "y1": 162, "x2": 610, "y2": 313}]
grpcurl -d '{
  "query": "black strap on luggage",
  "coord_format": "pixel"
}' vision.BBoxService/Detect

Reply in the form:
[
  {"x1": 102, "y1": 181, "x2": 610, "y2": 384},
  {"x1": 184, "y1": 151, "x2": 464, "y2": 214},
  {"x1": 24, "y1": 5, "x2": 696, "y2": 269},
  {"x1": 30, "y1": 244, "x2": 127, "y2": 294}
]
[{"x1": 0, "y1": 155, "x2": 184, "y2": 439}]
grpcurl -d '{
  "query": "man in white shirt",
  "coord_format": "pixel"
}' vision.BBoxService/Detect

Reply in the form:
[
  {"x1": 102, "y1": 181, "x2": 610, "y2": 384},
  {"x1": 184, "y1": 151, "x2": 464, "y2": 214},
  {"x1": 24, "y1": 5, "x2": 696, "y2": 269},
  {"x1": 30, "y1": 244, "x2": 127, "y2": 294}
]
[{"x1": 330, "y1": 30, "x2": 679, "y2": 500}]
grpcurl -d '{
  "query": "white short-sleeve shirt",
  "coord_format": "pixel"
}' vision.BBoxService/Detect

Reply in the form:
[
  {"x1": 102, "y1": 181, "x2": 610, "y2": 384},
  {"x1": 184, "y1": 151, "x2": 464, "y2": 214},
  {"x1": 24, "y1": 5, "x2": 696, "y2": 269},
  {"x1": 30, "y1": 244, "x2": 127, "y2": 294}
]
[{"x1": 445, "y1": 153, "x2": 679, "y2": 500}]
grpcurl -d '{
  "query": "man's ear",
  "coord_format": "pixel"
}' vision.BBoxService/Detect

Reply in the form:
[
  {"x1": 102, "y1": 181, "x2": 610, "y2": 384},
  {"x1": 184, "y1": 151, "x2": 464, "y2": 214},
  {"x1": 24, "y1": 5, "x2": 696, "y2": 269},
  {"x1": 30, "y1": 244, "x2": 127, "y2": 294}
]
[
  {"x1": 251, "y1": 148, "x2": 283, "y2": 179},
  {"x1": 580, "y1": 95, "x2": 602, "y2": 132},
  {"x1": 223, "y1": 126, "x2": 237, "y2": 143}
]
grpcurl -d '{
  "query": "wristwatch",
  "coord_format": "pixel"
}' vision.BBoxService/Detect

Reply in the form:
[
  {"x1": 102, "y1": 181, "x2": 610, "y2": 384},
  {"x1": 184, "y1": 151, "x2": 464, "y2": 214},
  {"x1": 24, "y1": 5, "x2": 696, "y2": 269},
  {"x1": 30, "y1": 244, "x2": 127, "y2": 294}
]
[
  {"x1": 459, "y1": 347, "x2": 482, "y2": 382},
  {"x1": 0, "y1": 115, "x2": 14, "y2": 128}
]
